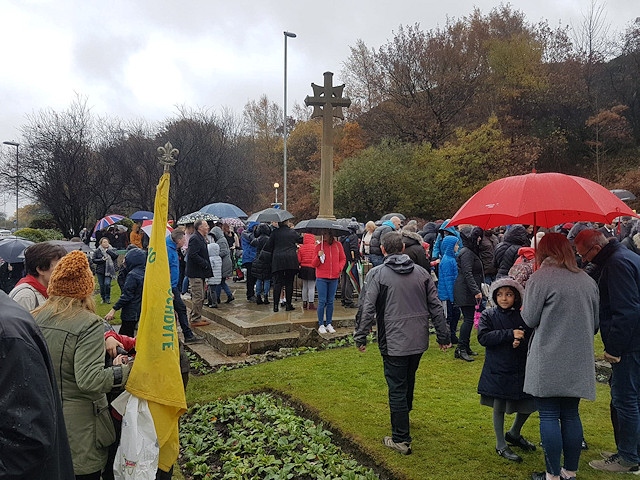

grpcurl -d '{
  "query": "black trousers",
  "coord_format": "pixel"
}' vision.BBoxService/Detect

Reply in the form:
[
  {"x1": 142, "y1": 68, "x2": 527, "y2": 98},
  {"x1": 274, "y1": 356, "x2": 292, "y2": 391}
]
[
  {"x1": 273, "y1": 269, "x2": 296, "y2": 305},
  {"x1": 245, "y1": 262, "x2": 256, "y2": 299},
  {"x1": 382, "y1": 353, "x2": 423, "y2": 444}
]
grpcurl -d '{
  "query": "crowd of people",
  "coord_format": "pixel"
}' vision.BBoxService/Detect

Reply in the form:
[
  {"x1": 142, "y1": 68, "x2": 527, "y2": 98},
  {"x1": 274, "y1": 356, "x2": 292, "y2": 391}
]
[{"x1": 3, "y1": 209, "x2": 640, "y2": 479}]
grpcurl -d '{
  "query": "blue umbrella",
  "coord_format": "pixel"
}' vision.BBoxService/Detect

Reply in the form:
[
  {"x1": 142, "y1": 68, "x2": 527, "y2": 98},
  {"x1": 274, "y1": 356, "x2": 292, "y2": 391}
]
[
  {"x1": 199, "y1": 202, "x2": 247, "y2": 219},
  {"x1": 130, "y1": 210, "x2": 154, "y2": 221}
]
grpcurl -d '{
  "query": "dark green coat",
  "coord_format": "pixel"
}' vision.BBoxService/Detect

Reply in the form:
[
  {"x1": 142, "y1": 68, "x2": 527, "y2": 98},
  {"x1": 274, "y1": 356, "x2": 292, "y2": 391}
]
[{"x1": 35, "y1": 305, "x2": 130, "y2": 475}]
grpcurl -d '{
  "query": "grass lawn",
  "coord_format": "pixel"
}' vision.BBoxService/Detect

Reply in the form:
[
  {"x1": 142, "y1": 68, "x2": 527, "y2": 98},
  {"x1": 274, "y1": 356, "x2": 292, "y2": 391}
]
[
  {"x1": 95, "y1": 279, "x2": 121, "y2": 323},
  {"x1": 187, "y1": 335, "x2": 614, "y2": 480}
]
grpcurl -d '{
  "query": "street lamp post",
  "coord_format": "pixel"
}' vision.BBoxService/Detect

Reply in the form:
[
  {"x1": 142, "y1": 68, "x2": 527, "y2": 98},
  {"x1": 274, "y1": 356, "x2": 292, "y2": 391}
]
[
  {"x1": 3, "y1": 141, "x2": 19, "y2": 230},
  {"x1": 273, "y1": 182, "x2": 280, "y2": 206},
  {"x1": 283, "y1": 30, "x2": 296, "y2": 211}
]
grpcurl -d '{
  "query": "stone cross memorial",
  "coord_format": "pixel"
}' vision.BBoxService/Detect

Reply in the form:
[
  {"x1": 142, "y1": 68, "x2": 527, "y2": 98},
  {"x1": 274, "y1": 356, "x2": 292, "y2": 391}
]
[{"x1": 304, "y1": 71, "x2": 351, "y2": 219}]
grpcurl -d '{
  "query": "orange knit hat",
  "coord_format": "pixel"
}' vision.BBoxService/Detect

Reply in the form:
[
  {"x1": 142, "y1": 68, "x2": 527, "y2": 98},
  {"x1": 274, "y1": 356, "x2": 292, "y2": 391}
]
[{"x1": 47, "y1": 250, "x2": 95, "y2": 298}]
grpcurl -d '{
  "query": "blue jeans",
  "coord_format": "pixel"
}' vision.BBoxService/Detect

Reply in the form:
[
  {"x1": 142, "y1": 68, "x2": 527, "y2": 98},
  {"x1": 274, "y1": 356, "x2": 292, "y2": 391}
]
[
  {"x1": 369, "y1": 253, "x2": 384, "y2": 267},
  {"x1": 255, "y1": 278, "x2": 271, "y2": 297},
  {"x1": 97, "y1": 273, "x2": 112, "y2": 303},
  {"x1": 181, "y1": 276, "x2": 189, "y2": 295},
  {"x1": 382, "y1": 353, "x2": 422, "y2": 443},
  {"x1": 316, "y1": 278, "x2": 339, "y2": 326},
  {"x1": 215, "y1": 278, "x2": 233, "y2": 300},
  {"x1": 535, "y1": 397, "x2": 583, "y2": 475},
  {"x1": 610, "y1": 351, "x2": 640, "y2": 463}
]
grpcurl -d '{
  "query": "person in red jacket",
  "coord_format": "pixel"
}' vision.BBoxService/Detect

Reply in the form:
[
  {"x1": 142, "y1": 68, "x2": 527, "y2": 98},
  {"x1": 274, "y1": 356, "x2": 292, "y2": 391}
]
[
  {"x1": 298, "y1": 233, "x2": 317, "y2": 310},
  {"x1": 312, "y1": 231, "x2": 346, "y2": 334}
]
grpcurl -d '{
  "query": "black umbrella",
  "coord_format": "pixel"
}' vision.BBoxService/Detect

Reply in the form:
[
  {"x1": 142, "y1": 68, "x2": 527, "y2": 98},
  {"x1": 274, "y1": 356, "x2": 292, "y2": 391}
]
[
  {"x1": 380, "y1": 213, "x2": 406, "y2": 221},
  {"x1": 611, "y1": 189, "x2": 636, "y2": 202},
  {"x1": 294, "y1": 218, "x2": 350, "y2": 236},
  {"x1": 0, "y1": 236, "x2": 35, "y2": 263},
  {"x1": 247, "y1": 208, "x2": 294, "y2": 223},
  {"x1": 43, "y1": 239, "x2": 92, "y2": 254}
]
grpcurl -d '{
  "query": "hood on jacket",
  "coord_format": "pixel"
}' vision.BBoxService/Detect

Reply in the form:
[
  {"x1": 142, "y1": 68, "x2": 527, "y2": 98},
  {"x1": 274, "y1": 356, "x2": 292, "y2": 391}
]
[
  {"x1": 401, "y1": 230, "x2": 423, "y2": 246},
  {"x1": 383, "y1": 253, "x2": 415, "y2": 274},
  {"x1": 382, "y1": 219, "x2": 397, "y2": 230},
  {"x1": 247, "y1": 221, "x2": 259, "y2": 232},
  {"x1": 422, "y1": 222, "x2": 438, "y2": 235},
  {"x1": 210, "y1": 226, "x2": 224, "y2": 241},
  {"x1": 460, "y1": 226, "x2": 483, "y2": 254},
  {"x1": 503, "y1": 225, "x2": 529, "y2": 246},
  {"x1": 438, "y1": 219, "x2": 458, "y2": 236},
  {"x1": 303, "y1": 233, "x2": 316, "y2": 245},
  {"x1": 517, "y1": 247, "x2": 536, "y2": 260},
  {"x1": 442, "y1": 235, "x2": 458, "y2": 256},
  {"x1": 207, "y1": 242, "x2": 220, "y2": 256},
  {"x1": 124, "y1": 247, "x2": 146, "y2": 272},
  {"x1": 489, "y1": 276, "x2": 524, "y2": 310}
]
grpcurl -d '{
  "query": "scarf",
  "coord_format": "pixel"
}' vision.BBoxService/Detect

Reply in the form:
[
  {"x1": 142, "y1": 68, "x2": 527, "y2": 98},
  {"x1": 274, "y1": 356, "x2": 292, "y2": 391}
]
[
  {"x1": 15, "y1": 274, "x2": 49, "y2": 298},
  {"x1": 100, "y1": 246, "x2": 116, "y2": 277}
]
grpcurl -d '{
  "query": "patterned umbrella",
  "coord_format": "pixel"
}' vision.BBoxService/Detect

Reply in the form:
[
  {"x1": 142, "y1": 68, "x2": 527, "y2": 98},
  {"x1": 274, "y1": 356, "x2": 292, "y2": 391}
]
[
  {"x1": 141, "y1": 219, "x2": 173, "y2": 237},
  {"x1": 94, "y1": 214, "x2": 125, "y2": 232},
  {"x1": 221, "y1": 217, "x2": 245, "y2": 228},
  {"x1": 176, "y1": 212, "x2": 219, "y2": 225}
]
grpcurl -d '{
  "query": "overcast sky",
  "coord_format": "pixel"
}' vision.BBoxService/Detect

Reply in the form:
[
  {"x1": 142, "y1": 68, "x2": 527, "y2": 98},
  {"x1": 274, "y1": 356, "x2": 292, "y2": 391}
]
[{"x1": 0, "y1": 0, "x2": 637, "y2": 215}]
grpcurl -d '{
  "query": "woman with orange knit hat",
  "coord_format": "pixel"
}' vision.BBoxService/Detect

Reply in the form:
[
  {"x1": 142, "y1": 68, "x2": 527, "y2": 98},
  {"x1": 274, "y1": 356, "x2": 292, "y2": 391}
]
[{"x1": 33, "y1": 250, "x2": 131, "y2": 480}]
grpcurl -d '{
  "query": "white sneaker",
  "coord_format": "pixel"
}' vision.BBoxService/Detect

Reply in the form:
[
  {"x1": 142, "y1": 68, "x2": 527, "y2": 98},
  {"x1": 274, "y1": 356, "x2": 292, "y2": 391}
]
[
  {"x1": 318, "y1": 325, "x2": 327, "y2": 334},
  {"x1": 326, "y1": 324, "x2": 336, "y2": 334}
]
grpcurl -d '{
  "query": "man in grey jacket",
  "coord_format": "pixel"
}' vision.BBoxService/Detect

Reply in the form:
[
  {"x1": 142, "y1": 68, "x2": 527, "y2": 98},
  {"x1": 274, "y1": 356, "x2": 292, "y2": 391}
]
[{"x1": 354, "y1": 232, "x2": 451, "y2": 455}]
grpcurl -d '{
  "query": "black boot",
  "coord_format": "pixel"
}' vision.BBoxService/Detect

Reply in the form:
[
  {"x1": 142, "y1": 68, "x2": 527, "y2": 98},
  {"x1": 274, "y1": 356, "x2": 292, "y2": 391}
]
[
  {"x1": 285, "y1": 304, "x2": 295, "y2": 311},
  {"x1": 466, "y1": 346, "x2": 478, "y2": 356},
  {"x1": 263, "y1": 295, "x2": 270, "y2": 305},
  {"x1": 273, "y1": 302, "x2": 279, "y2": 312},
  {"x1": 455, "y1": 346, "x2": 474, "y2": 362},
  {"x1": 256, "y1": 295, "x2": 263, "y2": 305}
]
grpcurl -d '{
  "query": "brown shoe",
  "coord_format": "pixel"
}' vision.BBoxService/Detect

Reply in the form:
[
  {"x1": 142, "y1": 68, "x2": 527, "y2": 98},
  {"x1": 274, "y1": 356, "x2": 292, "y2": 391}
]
[
  {"x1": 191, "y1": 320, "x2": 211, "y2": 327},
  {"x1": 303, "y1": 301, "x2": 308, "y2": 309},
  {"x1": 308, "y1": 302, "x2": 317, "y2": 310}
]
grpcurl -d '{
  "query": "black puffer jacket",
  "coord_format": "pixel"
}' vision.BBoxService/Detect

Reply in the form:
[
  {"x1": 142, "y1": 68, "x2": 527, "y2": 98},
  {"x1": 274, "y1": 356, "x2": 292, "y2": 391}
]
[
  {"x1": 454, "y1": 227, "x2": 484, "y2": 307},
  {"x1": 477, "y1": 277, "x2": 533, "y2": 400},
  {"x1": 112, "y1": 248, "x2": 146, "y2": 322},
  {"x1": 494, "y1": 225, "x2": 529, "y2": 278},
  {"x1": 185, "y1": 231, "x2": 213, "y2": 279},
  {"x1": 369, "y1": 223, "x2": 394, "y2": 256},
  {"x1": 251, "y1": 225, "x2": 272, "y2": 280},
  {"x1": 402, "y1": 231, "x2": 430, "y2": 270}
]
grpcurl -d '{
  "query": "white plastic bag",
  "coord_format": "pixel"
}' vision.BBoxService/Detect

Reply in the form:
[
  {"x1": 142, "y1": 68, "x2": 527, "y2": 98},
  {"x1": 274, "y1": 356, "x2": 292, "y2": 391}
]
[{"x1": 113, "y1": 393, "x2": 159, "y2": 480}]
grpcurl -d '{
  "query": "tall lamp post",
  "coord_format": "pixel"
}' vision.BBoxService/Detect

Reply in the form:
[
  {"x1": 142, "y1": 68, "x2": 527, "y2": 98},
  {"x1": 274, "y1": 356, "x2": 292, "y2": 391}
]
[
  {"x1": 273, "y1": 182, "x2": 280, "y2": 207},
  {"x1": 283, "y1": 30, "x2": 296, "y2": 211},
  {"x1": 3, "y1": 141, "x2": 19, "y2": 230}
]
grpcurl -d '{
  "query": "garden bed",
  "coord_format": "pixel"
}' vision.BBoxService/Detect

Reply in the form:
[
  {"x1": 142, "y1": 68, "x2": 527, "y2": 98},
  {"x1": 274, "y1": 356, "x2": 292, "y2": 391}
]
[{"x1": 179, "y1": 391, "x2": 395, "y2": 480}]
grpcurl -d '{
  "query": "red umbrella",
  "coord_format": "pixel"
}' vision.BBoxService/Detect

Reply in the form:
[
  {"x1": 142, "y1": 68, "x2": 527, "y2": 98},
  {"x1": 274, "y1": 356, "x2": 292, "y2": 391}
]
[
  {"x1": 449, "y1": 172, "x2": 636, "y2": 229},
  {"x1": 141, "y1": 219, "x2": 173, "y2": 238}
]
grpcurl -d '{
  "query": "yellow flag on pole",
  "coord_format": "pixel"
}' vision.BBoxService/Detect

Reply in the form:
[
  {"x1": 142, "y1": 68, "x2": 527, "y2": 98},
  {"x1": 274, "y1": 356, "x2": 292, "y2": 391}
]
[{"x1": 126, "y1": 171, "x2": 186, "y2": 472}]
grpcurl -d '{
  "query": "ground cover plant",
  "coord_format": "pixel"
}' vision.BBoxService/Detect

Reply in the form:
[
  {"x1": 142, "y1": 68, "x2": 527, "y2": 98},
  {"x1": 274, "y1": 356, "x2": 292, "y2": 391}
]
[
  {"x1": 180, "y1": 392, "x2": 380, "y2": 480},
  {"x1": 186, "y1": 335, "x2": 614, "y2": 480}
]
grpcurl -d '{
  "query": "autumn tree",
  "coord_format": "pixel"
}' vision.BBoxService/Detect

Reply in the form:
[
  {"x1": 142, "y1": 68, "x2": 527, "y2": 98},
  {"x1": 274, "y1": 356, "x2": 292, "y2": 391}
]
[{"x1": 585, "y1": 105, "x2": 634, "y2": 181}]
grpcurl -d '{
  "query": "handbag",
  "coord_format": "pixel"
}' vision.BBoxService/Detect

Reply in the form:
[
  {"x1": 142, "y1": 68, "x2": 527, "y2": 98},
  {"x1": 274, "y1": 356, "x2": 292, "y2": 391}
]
[{"x1": 473, "y1": 299, "x2": 482, "y2": 329}]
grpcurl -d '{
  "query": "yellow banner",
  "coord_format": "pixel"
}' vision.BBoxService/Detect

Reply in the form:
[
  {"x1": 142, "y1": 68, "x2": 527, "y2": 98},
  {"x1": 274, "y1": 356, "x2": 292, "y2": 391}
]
[{"x1": 126, "y1": 172, "x2": 186, "y2": 471}]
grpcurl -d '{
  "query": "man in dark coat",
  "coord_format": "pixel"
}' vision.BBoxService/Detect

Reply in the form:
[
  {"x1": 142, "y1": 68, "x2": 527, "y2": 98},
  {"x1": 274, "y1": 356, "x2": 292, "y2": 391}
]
[
  {"x1": 0, "y1": 291, "x2": 75, "y2": 479},
  {"x1": 369, "y1": 216, "x2": 402, "y2": 267},
  {"x1": 185, "y1": 220, "x2": 213, "y2": 327},
  {"x1": 575, "y1": 230, "x2": 640, "y2": 473},
  {"x1": 493, "y1": 225, "x2": 530, "y2": 279},
  {"x1": 340, "y1": 223, "x2": 360, "y2": 308}
]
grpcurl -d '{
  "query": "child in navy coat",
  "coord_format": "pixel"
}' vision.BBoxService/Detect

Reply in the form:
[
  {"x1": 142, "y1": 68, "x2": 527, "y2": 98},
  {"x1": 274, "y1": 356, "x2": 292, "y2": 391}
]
[{"x1": 477, "y1": 277, "x2": 536, "y2": 463}]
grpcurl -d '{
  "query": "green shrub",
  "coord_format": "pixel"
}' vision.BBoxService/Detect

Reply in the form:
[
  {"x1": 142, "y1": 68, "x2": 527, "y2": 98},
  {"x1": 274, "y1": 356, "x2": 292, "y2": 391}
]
[{"x1": 14, "y1": 227, "x2": 64, "y2": 242}]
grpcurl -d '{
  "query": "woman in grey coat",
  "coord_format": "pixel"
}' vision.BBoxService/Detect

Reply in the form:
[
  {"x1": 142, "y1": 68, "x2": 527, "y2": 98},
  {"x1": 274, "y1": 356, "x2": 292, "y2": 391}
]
[{"x1": 521, "y1": 233, "x2": 599, "y2": 480}]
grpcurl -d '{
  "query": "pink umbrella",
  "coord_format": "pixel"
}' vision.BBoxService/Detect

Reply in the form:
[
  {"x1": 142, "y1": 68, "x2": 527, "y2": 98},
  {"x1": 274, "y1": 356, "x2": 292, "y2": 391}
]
[{"x1": 141, "y1": 219, "x2": 173, "y2": 238}]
